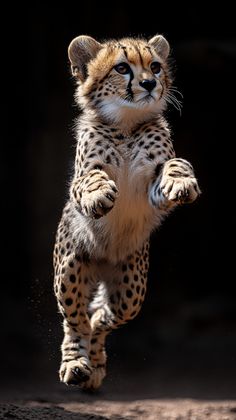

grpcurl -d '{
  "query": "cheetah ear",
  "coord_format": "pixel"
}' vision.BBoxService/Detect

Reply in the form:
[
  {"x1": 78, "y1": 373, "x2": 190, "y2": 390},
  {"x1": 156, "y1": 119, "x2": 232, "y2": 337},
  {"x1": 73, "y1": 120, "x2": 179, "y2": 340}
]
[
  {"x1": 68, "y1": 35, "x2": 102, "y2": 81},
  {"x1": 148, "y1": 35, "x2": 170, "y2": 61}
]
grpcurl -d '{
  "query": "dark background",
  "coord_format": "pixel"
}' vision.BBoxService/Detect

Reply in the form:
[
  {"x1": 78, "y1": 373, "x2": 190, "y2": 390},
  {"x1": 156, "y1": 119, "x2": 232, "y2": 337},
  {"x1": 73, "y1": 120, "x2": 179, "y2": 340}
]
[{"x1": 2, "y1": 3, "x2": 236, "y2": 399}]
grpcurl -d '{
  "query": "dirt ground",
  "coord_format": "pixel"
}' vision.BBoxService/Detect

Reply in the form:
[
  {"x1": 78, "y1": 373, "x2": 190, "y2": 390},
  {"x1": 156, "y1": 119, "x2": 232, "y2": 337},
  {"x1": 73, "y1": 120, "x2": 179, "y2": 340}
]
[
  {"x1": 1, "y1": 362, "x2": 236, "y2": 420},
  {"x1": 1, "y1": 398, "x2": 236, "y2": 419}
]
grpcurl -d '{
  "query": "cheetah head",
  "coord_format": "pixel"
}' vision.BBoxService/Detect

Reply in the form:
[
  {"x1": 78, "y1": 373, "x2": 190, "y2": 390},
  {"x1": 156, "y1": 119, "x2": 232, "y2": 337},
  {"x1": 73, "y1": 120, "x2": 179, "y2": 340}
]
[{"x1": 68, "y1": 35, "x2": 172, "y2": 128}]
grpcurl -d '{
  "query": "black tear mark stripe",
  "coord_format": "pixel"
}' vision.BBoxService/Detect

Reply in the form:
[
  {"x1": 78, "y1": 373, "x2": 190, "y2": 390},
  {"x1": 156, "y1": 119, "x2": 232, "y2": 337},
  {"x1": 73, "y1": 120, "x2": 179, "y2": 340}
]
[
  {"x1": 117, "y1": 43, "x2": 134, "y2": 100},
  {"x1": 126, "y1": 69, "x2": 134, "y2": 101}
]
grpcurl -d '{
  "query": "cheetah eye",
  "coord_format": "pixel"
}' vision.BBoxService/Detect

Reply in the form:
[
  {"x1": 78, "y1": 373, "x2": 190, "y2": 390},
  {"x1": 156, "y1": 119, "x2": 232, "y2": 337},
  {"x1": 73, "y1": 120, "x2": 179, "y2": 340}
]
[
  {"x1": 114, "y1": 62, "x2": 131, "y2": 75},
  {"x1": 150, "y1": 61, "x2": 161, "y2": 74}
]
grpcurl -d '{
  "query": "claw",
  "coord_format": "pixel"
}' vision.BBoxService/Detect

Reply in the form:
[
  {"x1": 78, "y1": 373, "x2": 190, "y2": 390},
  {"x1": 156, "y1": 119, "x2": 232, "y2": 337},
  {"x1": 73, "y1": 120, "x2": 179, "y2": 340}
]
[
  {"x1": 70, "y1": 367, "x2": 90, "y2": 383},
  {"x1": 111, "y1": 186, "x2": 118, "y2": 193},
  {"x1": 106, "y1": 193, "x2": 114, "y2": 202},
  {"x1": 92, "y1": 206, "x2": 103, "y2": 219}
]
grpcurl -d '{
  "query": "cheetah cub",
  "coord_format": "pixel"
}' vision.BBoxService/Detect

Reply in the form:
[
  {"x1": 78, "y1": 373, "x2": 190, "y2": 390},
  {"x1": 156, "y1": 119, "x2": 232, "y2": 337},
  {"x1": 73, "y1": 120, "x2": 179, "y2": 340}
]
[{"x1": 54, "y1": 34, "x2": 200, "y2": 390}]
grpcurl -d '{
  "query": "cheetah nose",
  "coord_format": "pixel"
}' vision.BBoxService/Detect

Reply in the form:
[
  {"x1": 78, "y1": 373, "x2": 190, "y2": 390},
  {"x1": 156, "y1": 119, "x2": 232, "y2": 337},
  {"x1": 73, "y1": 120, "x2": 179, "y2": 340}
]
[{"x1": 139, "y1": 79, "x2": 156, "y2": 92}]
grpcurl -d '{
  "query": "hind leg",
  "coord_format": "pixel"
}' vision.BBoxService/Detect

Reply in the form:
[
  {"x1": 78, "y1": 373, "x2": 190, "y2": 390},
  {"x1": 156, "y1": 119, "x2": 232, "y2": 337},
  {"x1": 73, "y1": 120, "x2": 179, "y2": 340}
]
[
  {"x1": 82, "y1": 242, "x2": 149, "y2": 390},
  {"x1": 82, "y1": 330, "x2": 107, "y2": 390},
  {"x1": 54, "y1": 253, "x2": 94, "y2": 386}
]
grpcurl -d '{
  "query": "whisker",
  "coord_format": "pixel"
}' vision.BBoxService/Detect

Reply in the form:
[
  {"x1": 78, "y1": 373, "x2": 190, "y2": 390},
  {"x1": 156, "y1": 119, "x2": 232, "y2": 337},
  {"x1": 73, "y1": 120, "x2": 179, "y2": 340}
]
[
  {"x1": 166, "y1": 94, "x2": 183, "y2": 109},
  {"x1": 163, "y1": 94, "x2": 182, "y2": 114},
  {"x1": 168, "y1": 86, "x2": 184, "y2": 98}
]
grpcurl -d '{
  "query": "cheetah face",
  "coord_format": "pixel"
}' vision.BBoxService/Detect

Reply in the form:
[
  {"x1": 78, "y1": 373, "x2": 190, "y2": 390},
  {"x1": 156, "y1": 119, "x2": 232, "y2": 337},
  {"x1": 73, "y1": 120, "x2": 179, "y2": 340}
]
[{"x1": 68, "y1": 35, "x2": 172, "y2": 126}]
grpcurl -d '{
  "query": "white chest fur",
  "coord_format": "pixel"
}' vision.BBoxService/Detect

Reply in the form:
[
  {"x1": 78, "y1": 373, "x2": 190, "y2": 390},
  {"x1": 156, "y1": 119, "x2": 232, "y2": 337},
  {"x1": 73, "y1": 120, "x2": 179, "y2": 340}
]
[{"x1": 89, "y1": 159, "x2": 163, "y2": 263}]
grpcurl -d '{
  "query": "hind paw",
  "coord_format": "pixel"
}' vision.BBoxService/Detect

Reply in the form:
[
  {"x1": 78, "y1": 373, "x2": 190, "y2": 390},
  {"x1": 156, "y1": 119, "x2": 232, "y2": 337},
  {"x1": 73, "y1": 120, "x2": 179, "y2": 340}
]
[
  {"x1": 80, "y1": 366, "x2": 106, "y2": 390},
  {"x1": 59, "y1": 358, "x2": 92, "y2": 386}
]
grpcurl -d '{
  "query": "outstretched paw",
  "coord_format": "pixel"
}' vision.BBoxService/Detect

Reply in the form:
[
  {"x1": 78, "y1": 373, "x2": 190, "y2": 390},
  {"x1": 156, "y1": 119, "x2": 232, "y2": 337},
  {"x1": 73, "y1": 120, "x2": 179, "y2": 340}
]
[
  {"x1": 161, "y1": 158, "x2": 201, "y2": 204},
  {"x1": 161, "y1": 176, "x2": 200, "y2": 204},
  {"x1": 60, "y1": 358, "x2": 93, "y2": 386},
  {"x1": 81, "y1": 179, "x2": 118, "y2": 219}
]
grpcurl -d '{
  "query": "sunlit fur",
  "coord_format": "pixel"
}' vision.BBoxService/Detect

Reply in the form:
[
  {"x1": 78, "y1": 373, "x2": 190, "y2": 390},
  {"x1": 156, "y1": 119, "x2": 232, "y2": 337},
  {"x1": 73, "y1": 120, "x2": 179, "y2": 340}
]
[
  {"x1": 75, "y1": 38, "x2": 172, "y2": 132},
  {"x1": 54, "y1": 35, "x2": 200, "y2": 391}
]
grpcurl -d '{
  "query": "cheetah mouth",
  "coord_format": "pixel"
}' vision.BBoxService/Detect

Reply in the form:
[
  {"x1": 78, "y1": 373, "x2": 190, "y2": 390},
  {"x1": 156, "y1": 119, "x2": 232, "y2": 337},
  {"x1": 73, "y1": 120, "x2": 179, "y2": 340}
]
[{"x1": 136, "y1": 94, "x2": 155, "y2": 104}]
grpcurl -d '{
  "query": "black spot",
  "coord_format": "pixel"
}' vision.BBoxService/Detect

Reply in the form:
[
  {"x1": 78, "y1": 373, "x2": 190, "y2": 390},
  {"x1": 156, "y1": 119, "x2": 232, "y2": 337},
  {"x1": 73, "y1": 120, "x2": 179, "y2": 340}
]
[
  {"x1": 61, "y1": 283, "x2": 66, "y2": 293},
  {"x1": 148, "y1": 153, "x2": 154, "y2": 160},
  {"x1": 65, "y1": 298, "x2": 73, "y2": 306},
  {"x1": 134, "y1": 274, "x2": 139, "y2": 282},
  {"x1": 106, "y1": 155, "x2": 111, "y2": 164},
  {"x1": 136, "y1": 285, "x2": 140, "y2": 293},
  {"x1": 116, "y1": 134, "x2": 124, "y2": 140},
  {"x1": 122, "y1": 264, "x2": 127, "y2": 272},
  {"x1": 70, "y1": 310, "x2": 78, "y2": 318},
  {"x1": 91, "y1": 338, "x2": 97, "y2": 344},
  {"x1": 133, "y1": 298, "x2": 138, "y2": 306},
  {"x1": 123, "y1": 275, "x2": 129, "y2": 284},
  {"x1": 70, "y1": 274, "x2": 76, "y2": 283},
  {"x1": 128, "y1": 263, "x2": 134, "y2": 271},
  {"x1": 122, "y1": 302, "x2": 128, "y2": 310},
  {"x1": 69, "y1": 261, "x2": 74, "y2": 268},
  {"x1": 72, "y1": 287, "x2": 77, "y2": 294},
  {"x1": 126, "y1": 289, "x2": 133, "y2": 298}
]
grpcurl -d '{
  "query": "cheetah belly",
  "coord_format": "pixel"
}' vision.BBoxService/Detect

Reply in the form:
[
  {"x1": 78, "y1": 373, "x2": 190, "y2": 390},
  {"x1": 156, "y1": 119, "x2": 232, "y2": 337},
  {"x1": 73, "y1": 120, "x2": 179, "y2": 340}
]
[
  {"x1": 72, "y1": 164, "x2": 162, "y2": 263},
  {"x1": 97, "y1": 165, "x2": 160, "y2": 263}
]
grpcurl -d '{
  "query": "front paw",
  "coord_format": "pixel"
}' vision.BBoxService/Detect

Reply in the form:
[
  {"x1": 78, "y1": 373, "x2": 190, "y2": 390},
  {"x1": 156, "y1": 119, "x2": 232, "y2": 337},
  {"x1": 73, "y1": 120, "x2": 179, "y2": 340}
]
[
  {"x1": 81, "y1": 180, "x2": 118, "y2": 218},
  {"x1": 161, "y1": 158, "x2": 201, "y2": 204},
  {"x1": 161, "y1": 176, "x2": 200, "y2": 203}
]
